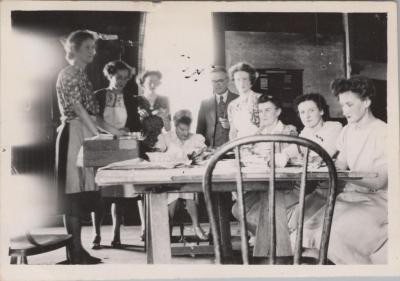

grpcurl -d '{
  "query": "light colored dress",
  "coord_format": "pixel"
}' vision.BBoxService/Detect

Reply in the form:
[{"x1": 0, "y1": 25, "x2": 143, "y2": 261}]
[
  {"x1": 56, "y1": 65, "x2": 99, "y2": 194},
  {"x1": 299, "y1": 118, "x2": 387, "y2": 264},
  {"x1": 231, "y1": 120, "x2": 297, "y2": 234},
  {"x1": 155, "y1": 130, "x2": 206, "y2": 204},
  {"x1": 227, "y1": 90, "x2": 262, "y2": 139},
  {"x1": 100, "y1": 90, "x2": 138, "y2": 198},
  {"x1": 283, "y1": 121, "x2": 343, "y2": 233}
]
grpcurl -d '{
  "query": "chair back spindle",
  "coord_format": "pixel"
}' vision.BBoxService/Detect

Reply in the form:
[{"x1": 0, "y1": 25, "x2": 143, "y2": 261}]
[
  {"x1": 202, "y1": 135, "x2": 337, "y2": 265},
  {"x1": 233, "y1": 146, "x2": 250, "y2": 264},
  {"x1": 293, "y1": 147, "x2": 309, "y2": 264},
  {"x1": 268, "y1": 142, "x2": 276, "y2": 264}
]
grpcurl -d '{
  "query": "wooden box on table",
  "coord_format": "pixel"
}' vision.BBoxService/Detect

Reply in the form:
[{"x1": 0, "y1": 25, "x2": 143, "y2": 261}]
[{"x1": 83, "y1": 136, "x2": 140, "y2": 167}]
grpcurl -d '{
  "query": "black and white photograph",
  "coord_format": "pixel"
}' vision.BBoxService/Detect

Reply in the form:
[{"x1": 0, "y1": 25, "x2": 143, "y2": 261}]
[{"x1": 0, "y1": 1, "x2": 399, "y2": 280}]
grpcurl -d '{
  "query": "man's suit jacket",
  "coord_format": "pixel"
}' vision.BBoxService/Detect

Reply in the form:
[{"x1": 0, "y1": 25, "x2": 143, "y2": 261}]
[{"x1": 196, "y1": 91, "x2": 238, "y2": 147}]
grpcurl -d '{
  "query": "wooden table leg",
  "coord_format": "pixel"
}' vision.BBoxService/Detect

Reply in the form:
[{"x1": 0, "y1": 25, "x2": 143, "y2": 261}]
[
  {"x1": 146, "y1": 192, "x2": 171, "y2": 264},
  {"x1": 214, "y1": 193, "x2": 233, "y2": 264}
]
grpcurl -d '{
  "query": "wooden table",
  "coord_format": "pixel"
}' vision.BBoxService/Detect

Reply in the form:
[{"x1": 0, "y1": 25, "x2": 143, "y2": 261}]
[{"x1": 95, "y1": 162, "x2": 376, "y2": 264}]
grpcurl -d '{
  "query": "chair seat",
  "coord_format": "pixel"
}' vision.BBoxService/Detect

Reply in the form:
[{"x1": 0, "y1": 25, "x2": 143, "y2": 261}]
[{"x1": 9, "y1": 234, "x2": 72, "y2": 257}]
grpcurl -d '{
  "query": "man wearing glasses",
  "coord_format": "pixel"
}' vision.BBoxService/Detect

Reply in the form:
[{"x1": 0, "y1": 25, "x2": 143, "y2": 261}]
[{"x1": 196, "y1": 66, "x2": 238, "y2": 147}]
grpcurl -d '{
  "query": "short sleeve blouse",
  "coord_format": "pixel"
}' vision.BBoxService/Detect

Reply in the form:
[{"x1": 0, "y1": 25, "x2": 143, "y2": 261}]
[
  {"x1": 56, "y1": 65, "x2": 99, "y2": 122},
  {"x1": 155, "y1": 131, "x2": 206, "y2": 160}
]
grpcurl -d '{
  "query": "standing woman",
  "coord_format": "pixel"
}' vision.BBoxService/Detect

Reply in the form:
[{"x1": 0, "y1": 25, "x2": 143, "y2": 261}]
[
  {"x1": 227, "y1": 62, "x2": 262, "y2": 140},
  {"x1": 301, "y1": 76, "x2": 387, "y2": 264},
  {"x1": 136, "y1": 70, "x2": 171, "y2": 152},
  {"x1": 55, "y1": 30, "x2": 122, "y2": 264},
  {"x1": 92, "y1": 60, "x2": 145, "y2": 248}
]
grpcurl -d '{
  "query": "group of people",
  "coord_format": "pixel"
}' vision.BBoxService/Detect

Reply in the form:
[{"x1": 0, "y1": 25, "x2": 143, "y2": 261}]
[{"x1": 56, "y1": 29, "x2": 387, "y2": 265}]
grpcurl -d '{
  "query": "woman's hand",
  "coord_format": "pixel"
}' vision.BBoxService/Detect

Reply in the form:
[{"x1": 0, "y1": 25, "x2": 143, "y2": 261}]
[
  {"x1": 118, "y1": 128, "x2": 130, "y2": 136},
  {"x1": 138, "y1": 108, "x2": 149, "y2": 119},
  {"x1": 335, "y1": 159, "x2": 348, "y2": 171}
]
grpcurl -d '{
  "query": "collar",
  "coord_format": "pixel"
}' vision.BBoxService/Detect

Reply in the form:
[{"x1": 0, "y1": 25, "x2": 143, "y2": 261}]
[
  {"x1": 259, "y1": 120, "x2": 284, "y2": 134},
  {"x1": 215, "y1": 90, "x2": 229, "y2": 104}
]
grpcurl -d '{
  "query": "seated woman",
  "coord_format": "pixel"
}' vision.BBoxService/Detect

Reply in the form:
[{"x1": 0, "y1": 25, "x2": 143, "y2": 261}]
[
  {"x1": 277, "y1": 93, "x2": 343, "y2": 231},
  {"x1": 154, "y1": 109, "x2": 207, "y2": 240},
  {"x1": 92, "y1": 60, "x2": 145, "y2": 248},
  {"x1": 299, "y1": 76, "x2": 387, "y2": 264},
  {"x1": 231, "y1": 94, "x2": 297, "y2": 241}
]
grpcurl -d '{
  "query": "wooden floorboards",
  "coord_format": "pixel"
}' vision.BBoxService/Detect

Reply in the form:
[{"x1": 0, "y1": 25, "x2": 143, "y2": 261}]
[{"x1": 20, "y1": 224, "x2": 216, "y2": 265}]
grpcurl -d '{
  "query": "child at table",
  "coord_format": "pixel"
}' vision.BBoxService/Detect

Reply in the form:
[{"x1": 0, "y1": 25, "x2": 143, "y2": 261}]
[{"x1": 154, "y1": 109, "x2": 207, "y2": 240}]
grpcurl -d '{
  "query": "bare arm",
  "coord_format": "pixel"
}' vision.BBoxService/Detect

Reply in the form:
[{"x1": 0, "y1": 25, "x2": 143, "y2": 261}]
[
  {"x1": 73, "y1": 103, "x2": 121, "y2": 136},
  {"x1": 72, "y1": 103, "x2": 99, "y2": 135}
]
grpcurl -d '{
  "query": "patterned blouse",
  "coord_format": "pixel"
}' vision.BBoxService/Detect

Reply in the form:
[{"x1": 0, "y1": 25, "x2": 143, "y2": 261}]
[
  {"x1": 56, "y1": 65, "x2": 99, "y2": 122},
  {"x1": 227, "y1": 90, "x2": 262, "y2": 139}
]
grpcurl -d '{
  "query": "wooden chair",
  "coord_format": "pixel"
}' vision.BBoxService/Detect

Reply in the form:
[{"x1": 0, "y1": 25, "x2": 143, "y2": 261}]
[
  {"x1": 9, "y1": 231, "x2": 72, "y2": 264},
  {"x1": 8, "y1": 166, "x2": 73, "y2": 264},
  {"x1": 202, "y1": 135, "x2": 338, "y2": 265}
]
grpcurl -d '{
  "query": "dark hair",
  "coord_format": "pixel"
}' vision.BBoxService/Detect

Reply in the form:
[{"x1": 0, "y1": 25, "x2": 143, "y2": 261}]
[
  {"x1": 294, "y1": 93, "x2": 330, "y2": 120},
  {"x1": 210, "y1": 65, "x2": 228, "y2": 75},
  {"x1": 258, "y1": 94, "x2": 282, "y2": 109},
  {"x1": 137, "y1": 70, "x2": 162, "y2": 86},
  {"x1": 173, "y1": 109, "x2": 192, "y2": 126},
  {"x1": 63, "y1": 30, "x2": 96, "y2": 63},
  {"x1": 331, "y1": 76, "x2": 376, "y2": 102},
  {"x1": 103, "y1": 60, "x2": 135, "y2": 80},
  {"x1": 228, "y1": 62, "x2": 258, "y2": 85}
]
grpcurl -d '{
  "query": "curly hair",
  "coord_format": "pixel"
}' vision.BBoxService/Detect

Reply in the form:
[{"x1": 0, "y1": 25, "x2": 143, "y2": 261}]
[
  {"x1": 63, "y1": 30, "x2": 96, "y2": 63},
  {"x1": 330, "y1": 76, "x2": 376, "y2": 102},
  {"x1": 228, "y1": 62, "x2": 258, "y2": 85},
  {"x1": 173, "y1": 109, "x2": 192, "y2": 126},
  {"x1": 258, "y1": 94, "x2": 282, "y2": 109},
  {"x1": 103, "y1": 60, "x2": 135, "y2": 80},
  {"x1": 137, "y1": 70, "x2": 162, "y2": 87},
  {"x1": 294, "y1": 93, "x2": 330, "y2": 120}
]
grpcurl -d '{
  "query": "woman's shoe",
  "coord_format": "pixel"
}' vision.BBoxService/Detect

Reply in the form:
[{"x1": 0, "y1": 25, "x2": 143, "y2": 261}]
[
  {"x1": 193, "y1": 226, "x2": 207, "y2": 240},
  {"x1": 70, "y1": 251, "x2": 102, "y2": 265},
  {"x1": 92, "y1": 235, "x2": 101, "y2": 250},
  {"x1": 111, "y1": 240, "x2": 122, "y2": 248}
]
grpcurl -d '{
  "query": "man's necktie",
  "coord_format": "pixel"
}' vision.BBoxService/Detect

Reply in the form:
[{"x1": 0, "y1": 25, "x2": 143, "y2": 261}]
[{"x1": 217, "y1": 95, "x2": 226, "y2": 118}]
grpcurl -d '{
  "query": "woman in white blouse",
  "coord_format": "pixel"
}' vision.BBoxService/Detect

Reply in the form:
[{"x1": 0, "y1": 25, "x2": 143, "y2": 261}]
[
  {"x1": 276, "y1": 93, "x2": 343, "y2": 239},
  {"x1": 227, "y1": 62, "x2": 262, "y2": 140},
  {"x1": 154, "y1": 109, "x2": 207, "y2": 240},
  {"x1": 231, "y1": 94, "x2": 297, "y2": 243},
  {"x1": 299, "y1": 77, "x2": 387, "y2": 264}
]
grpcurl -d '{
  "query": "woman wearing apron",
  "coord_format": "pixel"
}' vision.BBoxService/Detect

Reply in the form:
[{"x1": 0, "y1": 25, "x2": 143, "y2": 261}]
[
  {"x1": 55, "y1": 30, "x2": 122, "y2": 264},
  {"x1": 91, "y1": 60, "x2": 145, "y2": 248}
]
